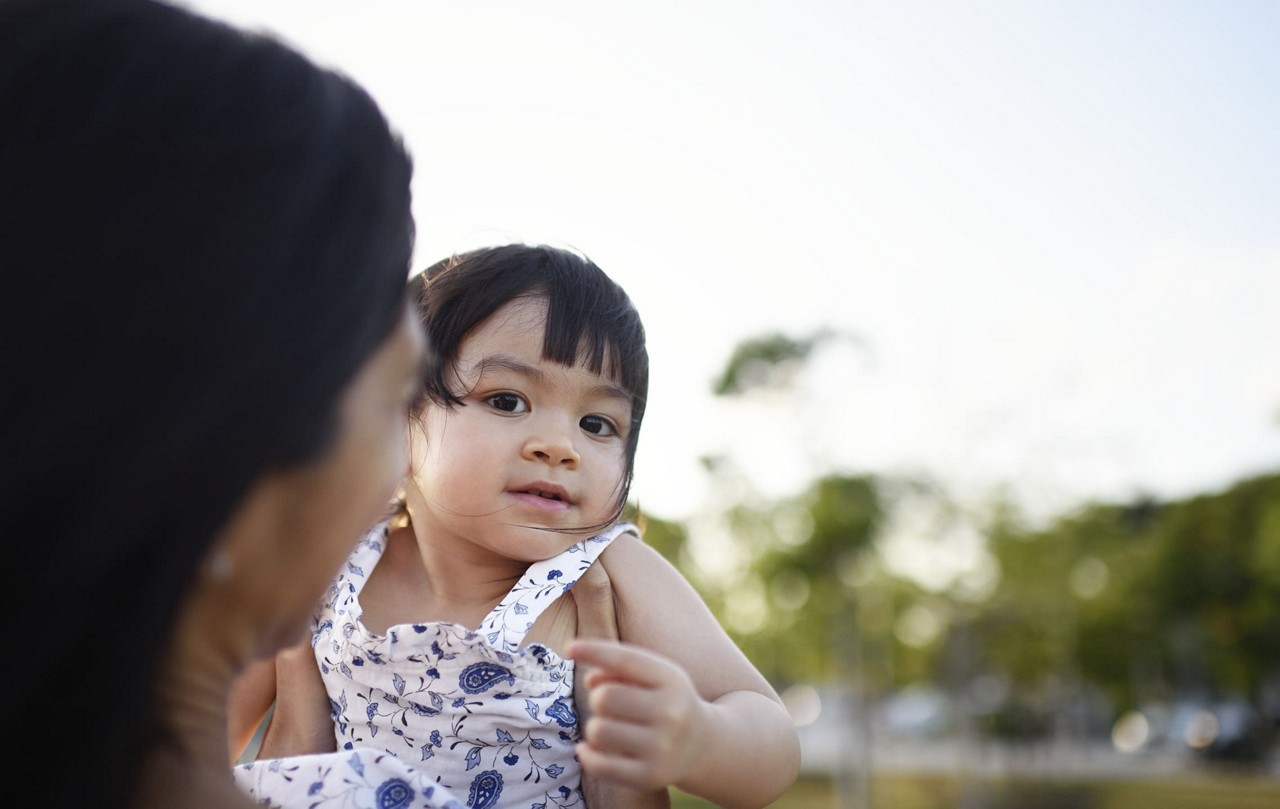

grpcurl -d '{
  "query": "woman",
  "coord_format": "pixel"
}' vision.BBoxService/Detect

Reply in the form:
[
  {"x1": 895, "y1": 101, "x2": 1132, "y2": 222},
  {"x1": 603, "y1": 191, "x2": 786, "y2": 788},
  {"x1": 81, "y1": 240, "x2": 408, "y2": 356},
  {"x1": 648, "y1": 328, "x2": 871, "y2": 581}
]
[
  {"x1": 4, "y1": 3, "x2": 667, "y2": 807},
  {"x1": 1, "y1": 0, "x2": 456, "y2": 806}
]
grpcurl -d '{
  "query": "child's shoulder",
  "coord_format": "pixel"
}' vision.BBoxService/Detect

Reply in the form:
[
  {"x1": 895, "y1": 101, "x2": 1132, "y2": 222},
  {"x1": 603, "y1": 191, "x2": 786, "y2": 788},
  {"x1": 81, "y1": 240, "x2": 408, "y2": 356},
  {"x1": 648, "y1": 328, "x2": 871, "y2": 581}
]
[
  {"x1": 601, "y1": 520, "x2": 641, "y2": 541},
  {"x1": 594, "y1": 522, "x2": 719, "y2": 652},
  {"x1": 596, "y1": 523, "x2": 683, "y2": 591},
  {"x1": 583, "y1": 520, "x2": 642, "y2": 563}
]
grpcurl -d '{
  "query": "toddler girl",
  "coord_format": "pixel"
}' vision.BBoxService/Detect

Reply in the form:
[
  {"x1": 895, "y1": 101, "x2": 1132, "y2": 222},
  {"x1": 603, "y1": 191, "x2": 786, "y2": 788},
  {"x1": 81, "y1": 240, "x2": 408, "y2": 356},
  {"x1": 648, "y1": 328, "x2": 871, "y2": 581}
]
[{"x1": 275, "y1": 244, "x2": 799, "y2": 808}]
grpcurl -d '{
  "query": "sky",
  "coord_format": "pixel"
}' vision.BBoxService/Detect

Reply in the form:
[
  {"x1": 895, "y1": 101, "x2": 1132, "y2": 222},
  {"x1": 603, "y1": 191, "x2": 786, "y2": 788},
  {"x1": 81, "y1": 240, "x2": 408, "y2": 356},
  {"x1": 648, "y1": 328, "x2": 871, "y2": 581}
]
[{"x1": 186, "y1": 1, "x2": 1280, "y2": 546}]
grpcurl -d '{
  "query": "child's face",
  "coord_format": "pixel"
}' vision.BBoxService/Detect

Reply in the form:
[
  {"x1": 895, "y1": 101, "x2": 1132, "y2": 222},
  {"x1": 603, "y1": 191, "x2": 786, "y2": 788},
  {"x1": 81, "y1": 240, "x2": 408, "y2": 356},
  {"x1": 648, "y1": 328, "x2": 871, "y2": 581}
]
[{"x1": 407, "y1": 295, "x2": 632, "y2": 562}]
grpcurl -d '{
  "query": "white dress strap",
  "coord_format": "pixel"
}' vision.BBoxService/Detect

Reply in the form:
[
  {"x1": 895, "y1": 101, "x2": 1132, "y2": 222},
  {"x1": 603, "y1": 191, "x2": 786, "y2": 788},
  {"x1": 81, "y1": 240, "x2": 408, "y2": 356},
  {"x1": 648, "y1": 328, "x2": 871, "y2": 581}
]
[{"x1": 477, "y1": 522, "x2": 636, "y2": 653}]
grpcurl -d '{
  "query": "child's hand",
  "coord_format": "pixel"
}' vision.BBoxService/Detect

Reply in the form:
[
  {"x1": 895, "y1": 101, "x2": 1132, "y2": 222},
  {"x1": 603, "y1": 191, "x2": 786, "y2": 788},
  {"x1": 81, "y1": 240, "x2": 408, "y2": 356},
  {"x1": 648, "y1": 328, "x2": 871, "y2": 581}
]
[{"x1": 567, "y1": 638, "x2": 711, "y2": 792}]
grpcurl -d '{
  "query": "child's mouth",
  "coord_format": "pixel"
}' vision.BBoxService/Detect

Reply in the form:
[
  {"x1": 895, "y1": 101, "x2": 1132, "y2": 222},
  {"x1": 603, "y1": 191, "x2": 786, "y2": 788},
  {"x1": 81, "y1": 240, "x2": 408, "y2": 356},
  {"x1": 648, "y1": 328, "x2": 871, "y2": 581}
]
[{"x1": 510, "y1": 485, "x2": 571, "y2": 509}]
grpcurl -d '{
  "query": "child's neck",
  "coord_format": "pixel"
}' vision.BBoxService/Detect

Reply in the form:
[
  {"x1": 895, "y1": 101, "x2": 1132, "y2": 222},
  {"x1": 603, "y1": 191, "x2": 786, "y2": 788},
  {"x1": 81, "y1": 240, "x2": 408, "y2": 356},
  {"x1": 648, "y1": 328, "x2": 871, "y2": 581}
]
[{"x1": 362, "y1": 524, "x2": 529, "y2": 633}]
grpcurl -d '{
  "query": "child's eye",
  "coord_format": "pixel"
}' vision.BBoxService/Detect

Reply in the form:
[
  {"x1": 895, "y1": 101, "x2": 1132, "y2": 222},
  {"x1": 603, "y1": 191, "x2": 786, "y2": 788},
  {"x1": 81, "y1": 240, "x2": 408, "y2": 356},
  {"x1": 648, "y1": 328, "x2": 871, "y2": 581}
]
[
  {"x1": 580, "y1": 415, "x2": 618, "y2": 437},
  {"x1": 487, "y1": 393, "x2": 528, "y2": 414}
]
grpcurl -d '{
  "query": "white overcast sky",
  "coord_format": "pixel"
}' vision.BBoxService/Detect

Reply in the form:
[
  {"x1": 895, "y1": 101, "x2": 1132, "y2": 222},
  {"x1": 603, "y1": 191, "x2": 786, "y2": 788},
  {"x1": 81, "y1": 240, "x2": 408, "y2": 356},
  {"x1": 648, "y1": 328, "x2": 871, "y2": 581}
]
[{"x1": 187, "y1": 0, "x2": 1280, "y2": 528}]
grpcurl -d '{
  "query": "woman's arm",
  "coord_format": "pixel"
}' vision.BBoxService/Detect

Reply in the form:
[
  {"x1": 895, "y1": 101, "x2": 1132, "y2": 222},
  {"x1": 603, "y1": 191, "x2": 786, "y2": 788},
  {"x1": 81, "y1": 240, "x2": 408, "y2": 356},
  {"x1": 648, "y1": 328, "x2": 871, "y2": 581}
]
[
  {"x1": 256, "y1": 638, "x2": 337, "y2": 759},
  {"x1": 569, "y1": 533, "x2": 801, "y2": 809},
  {"x1": 226, "y1": 637, "x2": 337, "y2": 762},
  {"x1": 226, "y1": 656, "x2": 277, "y2": 763}
]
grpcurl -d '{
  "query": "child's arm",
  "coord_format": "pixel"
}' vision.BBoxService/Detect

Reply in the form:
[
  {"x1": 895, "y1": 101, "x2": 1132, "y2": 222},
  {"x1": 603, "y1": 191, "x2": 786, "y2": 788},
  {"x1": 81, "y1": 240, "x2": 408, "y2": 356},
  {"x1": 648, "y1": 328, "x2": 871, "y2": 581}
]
[{"x1": 568, "y1": 533, "x2": 801, "y2": 808}]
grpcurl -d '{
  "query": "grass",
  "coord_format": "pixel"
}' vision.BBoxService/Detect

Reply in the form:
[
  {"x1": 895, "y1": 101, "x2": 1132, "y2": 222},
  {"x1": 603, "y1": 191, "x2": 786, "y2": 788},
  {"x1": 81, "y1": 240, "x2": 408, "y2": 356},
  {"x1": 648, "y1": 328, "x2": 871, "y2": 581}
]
[{"x1": 669, "y1": 771, "x2": 1280, "y2": 809}]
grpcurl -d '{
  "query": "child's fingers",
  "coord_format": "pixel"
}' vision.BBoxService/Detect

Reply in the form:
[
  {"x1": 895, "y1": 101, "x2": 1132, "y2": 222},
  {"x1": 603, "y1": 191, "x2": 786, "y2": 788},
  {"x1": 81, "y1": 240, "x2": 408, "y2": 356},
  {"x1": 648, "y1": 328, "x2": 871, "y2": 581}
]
[
  {"x1": 582, "y1": 663, "x2": 645, "y2": 691},
  {"x1": 582, "y1": 716, "x2": 658, "y2": 760},
  {"x1": 576, "y1": 741, "x2": 666, "y2": 791},
  {"x1": 567, "y1": 639, "x2": 679, "y2": 688},
  {"x1": 586, "y1": 680, "x2": 666, "y2": 725}
]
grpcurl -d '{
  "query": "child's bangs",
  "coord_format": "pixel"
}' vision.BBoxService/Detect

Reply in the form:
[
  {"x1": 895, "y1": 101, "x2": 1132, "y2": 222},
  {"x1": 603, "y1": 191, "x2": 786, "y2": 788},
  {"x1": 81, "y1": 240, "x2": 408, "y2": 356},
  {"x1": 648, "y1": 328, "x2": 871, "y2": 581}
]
[{"x1": 539, "y1": 275, "x2": 646, "y2": 401}]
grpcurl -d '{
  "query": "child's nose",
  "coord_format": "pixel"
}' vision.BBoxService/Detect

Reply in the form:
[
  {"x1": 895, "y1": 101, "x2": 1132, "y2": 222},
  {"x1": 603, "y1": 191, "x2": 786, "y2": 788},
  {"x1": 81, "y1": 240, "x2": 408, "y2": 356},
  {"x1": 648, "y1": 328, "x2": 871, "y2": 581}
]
[{"x1": 522, "y1": 423, "x2": 580, "y2": 468}]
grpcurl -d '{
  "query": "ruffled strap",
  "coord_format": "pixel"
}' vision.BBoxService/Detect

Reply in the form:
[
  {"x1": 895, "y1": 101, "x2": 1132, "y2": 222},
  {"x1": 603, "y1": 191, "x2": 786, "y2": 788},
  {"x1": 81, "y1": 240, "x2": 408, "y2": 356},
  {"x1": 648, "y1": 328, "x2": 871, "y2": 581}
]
[
  {"x1": 477, "y1": 521, "x2": 636, "y2": 653},
  {"x1": 312, "y1": 520, "x2": 389, "y2": 639},
  {"x1": 337, "y1": 520, "x2": 391, "y2": 599}
]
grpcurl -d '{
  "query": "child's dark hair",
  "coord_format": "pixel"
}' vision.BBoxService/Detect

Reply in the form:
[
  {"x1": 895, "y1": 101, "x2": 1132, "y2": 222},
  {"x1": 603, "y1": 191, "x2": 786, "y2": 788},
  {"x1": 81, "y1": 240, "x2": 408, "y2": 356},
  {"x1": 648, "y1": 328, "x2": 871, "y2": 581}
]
[{"x1": 410, "y1": 244, "x2": 649, "y2": 522}]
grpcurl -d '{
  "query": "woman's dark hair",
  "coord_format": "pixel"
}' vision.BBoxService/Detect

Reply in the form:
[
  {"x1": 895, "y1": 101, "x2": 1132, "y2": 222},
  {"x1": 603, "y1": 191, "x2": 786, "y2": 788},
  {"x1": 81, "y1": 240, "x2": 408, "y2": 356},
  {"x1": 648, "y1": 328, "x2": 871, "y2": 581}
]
[
  {"x1": 0, "y1": 0, "x2": 414, "y2": 805},
  {"x1": 411, "y1": 244, "x2": 649, "y2": 523}
]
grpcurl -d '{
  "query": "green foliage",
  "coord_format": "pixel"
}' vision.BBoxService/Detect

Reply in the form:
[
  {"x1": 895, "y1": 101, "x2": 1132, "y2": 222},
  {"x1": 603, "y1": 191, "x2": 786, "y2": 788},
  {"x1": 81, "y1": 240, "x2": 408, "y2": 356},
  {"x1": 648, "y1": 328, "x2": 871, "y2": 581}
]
[
  {"x1": 631, "y1": 506, "x2": 690, "y2": 565},
  {"x1": 715, "y1": 473, "x2": 882, "y2": 685},
  {"x1": 965, "y1": 473, "x2": 1280, "y2": 716},
  {"x1": 710, "y1": 329, "x2": 836, "y2": 396},
  {"x1": 1136, "y1": 475, "x2": 1280, "y2": 697}
]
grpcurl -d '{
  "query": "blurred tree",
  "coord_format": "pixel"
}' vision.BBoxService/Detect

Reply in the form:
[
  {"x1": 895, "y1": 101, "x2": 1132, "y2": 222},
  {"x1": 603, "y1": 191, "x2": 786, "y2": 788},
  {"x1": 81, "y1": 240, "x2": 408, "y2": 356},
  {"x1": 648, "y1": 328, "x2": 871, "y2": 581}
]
[
  {"x1": 730, "y1": 473, "x2": 882, "y2": 685},
  {"x1": 628, "y1": 505, "x2": 691, "y2": 567},
  {"x1": 705, "y1": 327, "x2": 884, "y2": 687},
  {"x1": 710, "y1": 328, "x2": 842, "y2": 396},
  {"x1": 967, "y1": 498, "x2": 1159, "y2": 738},
  {"x1": 1135, "y1": 475, "x2": 1280, "y2": 700},
  {"x1": 679, "y1": 326, "x2": 1280, "y2": 758},
  {"x1": 959, "y1": 474, "x2": 1280, "y2": 741}
]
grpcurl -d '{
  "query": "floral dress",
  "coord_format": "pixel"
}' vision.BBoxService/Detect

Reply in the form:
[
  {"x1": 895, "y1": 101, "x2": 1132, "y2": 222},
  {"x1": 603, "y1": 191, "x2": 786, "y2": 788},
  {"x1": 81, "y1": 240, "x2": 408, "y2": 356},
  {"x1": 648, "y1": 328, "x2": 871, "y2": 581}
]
[
  {"x1": 234, "y1": 748, "x2": 467, "y2": 808},
  {"x1": 312, "y1": 520, "x2": 634, "y2": 809}
]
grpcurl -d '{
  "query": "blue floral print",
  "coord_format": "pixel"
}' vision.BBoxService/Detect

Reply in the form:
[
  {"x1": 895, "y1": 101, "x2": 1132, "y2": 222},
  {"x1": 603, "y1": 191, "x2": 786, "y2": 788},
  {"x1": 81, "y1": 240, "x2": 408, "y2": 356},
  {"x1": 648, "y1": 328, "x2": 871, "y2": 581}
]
[
  {"x1": 375, "y1": 777, "x2": 414, "y2": 809},
  {"x1": 233, "y1": 748, "x2": 468, "y2": 807},
  {"x1": 466, "y1": 770, "x2": 503, "y2": 808},
  {"x1": 459, "y1": 662, "x2": 517, "y2": 694},
  {"x1": 545, "y1": 697, "x2": 576, "y2": 728}
]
